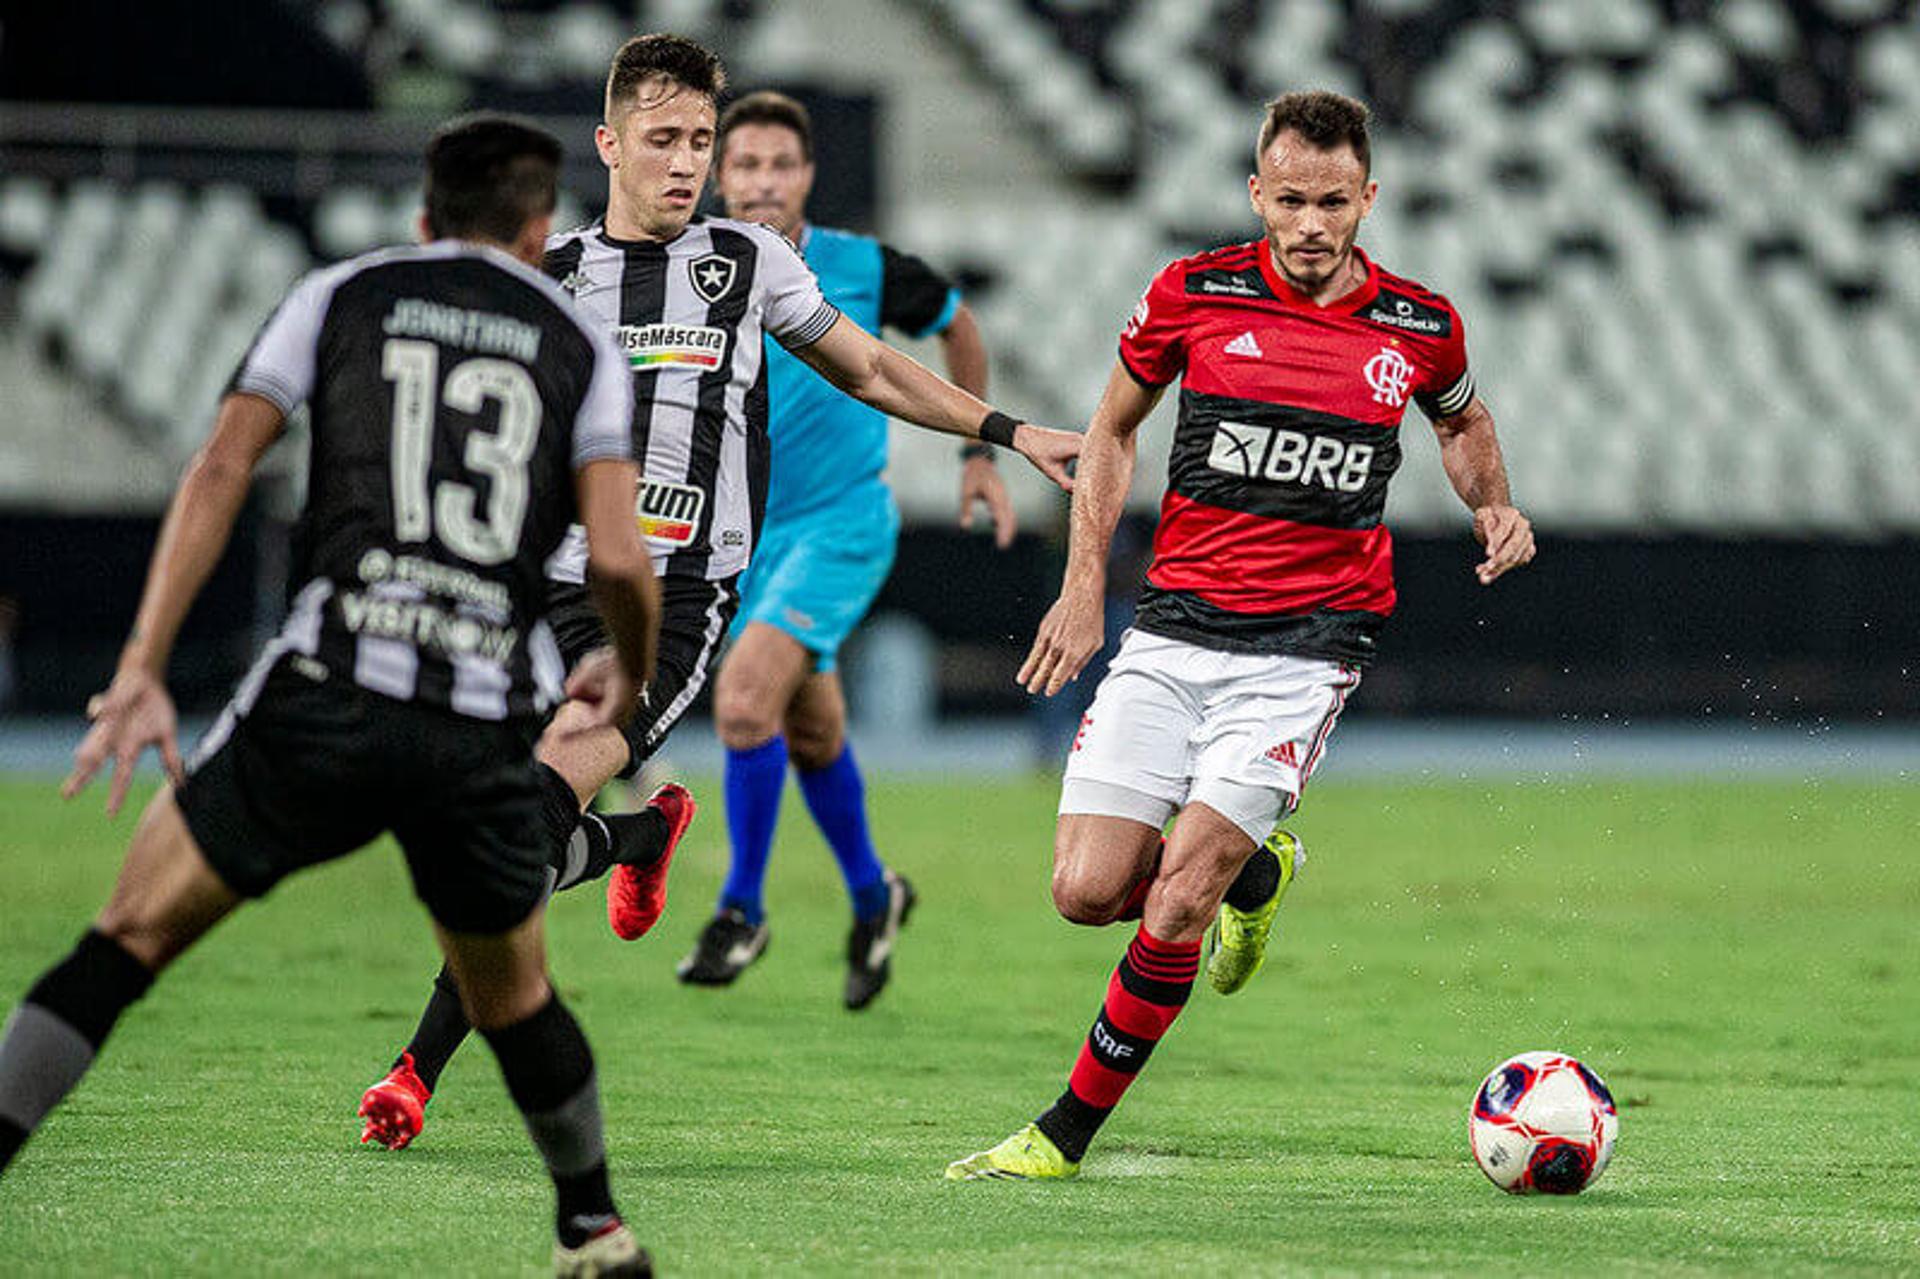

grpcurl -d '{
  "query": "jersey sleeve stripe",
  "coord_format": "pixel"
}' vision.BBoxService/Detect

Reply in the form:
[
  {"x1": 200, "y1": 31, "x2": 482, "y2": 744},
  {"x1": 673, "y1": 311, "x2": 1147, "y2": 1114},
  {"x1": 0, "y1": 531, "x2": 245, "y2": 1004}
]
[
  {"x1": 228, "y1": 368, "x2": 305, "y2": 415},
  {"x1": 779, "y1": 299, "x2": 842, "y2": 349},
  {"x1": 1418, "y1": 370, "x2": 1475, "y2": 419}
]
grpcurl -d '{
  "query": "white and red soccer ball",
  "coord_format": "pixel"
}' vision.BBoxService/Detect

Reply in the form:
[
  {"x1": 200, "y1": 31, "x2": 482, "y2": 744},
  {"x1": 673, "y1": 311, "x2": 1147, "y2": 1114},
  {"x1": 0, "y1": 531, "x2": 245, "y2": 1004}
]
[{"x1": 1469, "y1": 1051, "x2": 1618, "y2": 1194}]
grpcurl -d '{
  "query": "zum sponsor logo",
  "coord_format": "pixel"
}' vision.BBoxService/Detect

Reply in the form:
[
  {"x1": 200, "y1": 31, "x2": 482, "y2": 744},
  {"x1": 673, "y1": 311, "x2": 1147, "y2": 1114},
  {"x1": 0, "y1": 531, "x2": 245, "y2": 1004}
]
[{"x1": 635, "y1": 478, "x2": 705, "y2": 547}]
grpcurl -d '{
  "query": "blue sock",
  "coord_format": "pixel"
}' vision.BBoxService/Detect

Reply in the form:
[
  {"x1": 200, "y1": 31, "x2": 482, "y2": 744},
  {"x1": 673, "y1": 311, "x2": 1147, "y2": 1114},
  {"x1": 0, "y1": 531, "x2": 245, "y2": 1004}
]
[
  {"x1": 720, "y1": 735, "x2": 788, "y2": 926},
  {"x1": 796, "y1": 744, "x2": 889, "y2": 920}
]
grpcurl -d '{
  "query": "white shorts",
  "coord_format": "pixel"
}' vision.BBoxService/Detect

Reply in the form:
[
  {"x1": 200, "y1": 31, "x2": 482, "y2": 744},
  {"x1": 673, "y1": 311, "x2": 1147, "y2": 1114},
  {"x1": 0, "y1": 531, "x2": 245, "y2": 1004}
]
[{"x1": 1058, "y1": 629, "x2": 1361, "y2": 845}]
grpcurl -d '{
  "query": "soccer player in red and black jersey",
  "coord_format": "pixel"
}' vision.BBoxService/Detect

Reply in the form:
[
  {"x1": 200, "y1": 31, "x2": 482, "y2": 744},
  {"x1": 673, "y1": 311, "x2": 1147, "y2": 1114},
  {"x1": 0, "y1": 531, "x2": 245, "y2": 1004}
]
[{"x1": 947, "y1": 91, "x2": 1534, "y2": 1179}]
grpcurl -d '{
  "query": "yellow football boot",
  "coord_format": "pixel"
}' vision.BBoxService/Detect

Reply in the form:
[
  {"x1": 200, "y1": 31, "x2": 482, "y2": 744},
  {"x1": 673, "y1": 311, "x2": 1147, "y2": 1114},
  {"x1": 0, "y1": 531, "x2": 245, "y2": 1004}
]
[
  {"x1": 944, "y1": 1122, "x2": 1080, "y2": 1181},
  {"x1": 1206, "y1": 829, "x2": 1306, "y2": 995}
]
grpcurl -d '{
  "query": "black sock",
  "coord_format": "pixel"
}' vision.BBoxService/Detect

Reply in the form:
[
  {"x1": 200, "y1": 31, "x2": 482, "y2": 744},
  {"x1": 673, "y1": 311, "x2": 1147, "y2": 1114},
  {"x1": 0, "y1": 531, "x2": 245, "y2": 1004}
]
[
  {"x1": 604, "y1": 809, "x2": 669, "y2": 869},
  {"x1": 1034, "y1": 1089, "x2": 1110, "y2": 1165},
  {"x1": 553, "y1": 808, "x2": 669, "y2": 892},
  {"x1": 1224, "y1": 846, "x2": 1281, "y2": 911},
  {"x1": 478, "y1": 994, "x2": 618, "y2": 1247},
  {"x1": 399, "y1": 965, "x2": 471, "y2": 1093},
  {"x1": 0, "y1": 929, "x2": 154, "y2": 1174},
  {"x1": 552, "y1": 1164, "x2": 617, "y2": 1247},
  {"x1": 536, "y1": 762, "x2": 582, "y2": 861}
]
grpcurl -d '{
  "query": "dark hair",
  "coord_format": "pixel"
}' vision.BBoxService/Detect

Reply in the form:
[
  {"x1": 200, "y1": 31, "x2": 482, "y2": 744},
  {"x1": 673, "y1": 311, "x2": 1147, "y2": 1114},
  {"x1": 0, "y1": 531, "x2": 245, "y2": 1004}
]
[
  {"x1": 718, "y1": 90, "x2": 813, "y2": 162},
  {"x1": 423, "y1": 113, "x2": 562, "y2": 243},
  {"x1": 604, "y1": 33, "x2": 727, "y2": 122},
  {"x1": 1257, "y1": 90, "x2": 1372, "y2": 174}
]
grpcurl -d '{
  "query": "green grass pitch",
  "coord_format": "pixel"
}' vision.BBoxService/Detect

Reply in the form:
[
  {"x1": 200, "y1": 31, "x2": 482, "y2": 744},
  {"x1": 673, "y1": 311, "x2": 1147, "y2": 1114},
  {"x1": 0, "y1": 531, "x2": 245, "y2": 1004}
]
[{"x1": 1, "y1": 771, "x2": 1916, "y2": 1275}]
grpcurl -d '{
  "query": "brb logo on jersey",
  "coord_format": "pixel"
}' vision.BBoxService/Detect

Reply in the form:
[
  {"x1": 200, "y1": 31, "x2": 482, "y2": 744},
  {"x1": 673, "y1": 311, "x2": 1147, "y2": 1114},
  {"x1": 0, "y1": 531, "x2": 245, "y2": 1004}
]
[
  {"x1": 1208, "y1": 421, "x2": 1376, "y2": 493},
  {"x1": 635, "y1": 479, "x2": 705, "y2": 546},
  {"x1": 1364, "y1": 345, "x2": 1414, "y2": 408}
]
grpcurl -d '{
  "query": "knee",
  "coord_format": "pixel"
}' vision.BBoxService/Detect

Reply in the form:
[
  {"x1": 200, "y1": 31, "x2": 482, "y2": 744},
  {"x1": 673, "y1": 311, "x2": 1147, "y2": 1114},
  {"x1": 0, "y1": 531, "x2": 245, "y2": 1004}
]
[
  {"x1": 785, "y1": 710, "x2": 844, "y2": 772},
  {"x1": 1151, "y1": 858, "x2": 1236, "y2": 937},
  {"x1": 461, "y1": 974, "x2": 552, "y2": 1033},
  {"x1": 93, "y1": 910, "x2": 175, "y2": 974},
  {"x1": 1050, "y1": 863, "x2": 1125, "y2": 926},
  {"x1": 714, "y1": 681, "x2": 780, "y2": 751}
]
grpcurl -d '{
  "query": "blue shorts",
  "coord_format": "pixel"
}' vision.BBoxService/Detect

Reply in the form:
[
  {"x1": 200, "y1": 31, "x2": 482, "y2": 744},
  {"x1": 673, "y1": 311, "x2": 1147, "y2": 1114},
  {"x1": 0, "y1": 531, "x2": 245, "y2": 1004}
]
[{"x1": 737, "y1": 498, "x2": 899, "y2": 673}]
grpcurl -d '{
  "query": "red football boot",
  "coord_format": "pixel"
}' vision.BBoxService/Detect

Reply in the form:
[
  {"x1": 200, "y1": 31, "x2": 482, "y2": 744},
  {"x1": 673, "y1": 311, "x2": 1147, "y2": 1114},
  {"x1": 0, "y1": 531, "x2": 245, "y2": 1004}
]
[
  {"x1": 607, "y1": 783, "x2": 697, "y2": 941},
  {"x1": 358, "y1": 1052, "x2": 431, "y2": 1150}
]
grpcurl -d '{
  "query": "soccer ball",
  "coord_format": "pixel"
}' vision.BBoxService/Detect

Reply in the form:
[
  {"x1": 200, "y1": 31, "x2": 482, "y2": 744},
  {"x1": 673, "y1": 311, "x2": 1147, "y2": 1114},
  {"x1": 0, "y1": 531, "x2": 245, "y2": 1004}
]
[{"x1": 1468, "y1": 1051, "x2": 1618, "y2": 1194}]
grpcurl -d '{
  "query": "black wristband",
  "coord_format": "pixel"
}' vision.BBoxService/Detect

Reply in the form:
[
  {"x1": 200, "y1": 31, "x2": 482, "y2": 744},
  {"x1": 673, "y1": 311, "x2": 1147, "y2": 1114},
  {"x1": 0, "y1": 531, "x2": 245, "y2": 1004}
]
[
  {"x1": 960, "y1": 442, "x2": 995, "y2": 462},
  {"x1": 979, "y1": 410, "x2": 1019, "y2": 448}
]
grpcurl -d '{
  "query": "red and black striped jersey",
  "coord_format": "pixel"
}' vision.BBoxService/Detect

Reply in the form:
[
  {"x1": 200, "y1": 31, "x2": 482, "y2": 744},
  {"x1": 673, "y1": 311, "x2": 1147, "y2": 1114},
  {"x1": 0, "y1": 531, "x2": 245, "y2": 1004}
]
[{"x1": 1118, "y1": 241, "x2": 1473, "y2": 664}]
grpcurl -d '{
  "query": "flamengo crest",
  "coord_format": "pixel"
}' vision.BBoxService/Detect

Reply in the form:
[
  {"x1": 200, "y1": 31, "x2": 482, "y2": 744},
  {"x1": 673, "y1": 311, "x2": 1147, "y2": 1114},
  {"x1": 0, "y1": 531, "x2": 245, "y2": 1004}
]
[
  {"x1": 1364, "y1": 345, "x2": 1414, "y2": 408},
  {"x1": 689, "y1": 253, "x2": 737, "y2": 304}
]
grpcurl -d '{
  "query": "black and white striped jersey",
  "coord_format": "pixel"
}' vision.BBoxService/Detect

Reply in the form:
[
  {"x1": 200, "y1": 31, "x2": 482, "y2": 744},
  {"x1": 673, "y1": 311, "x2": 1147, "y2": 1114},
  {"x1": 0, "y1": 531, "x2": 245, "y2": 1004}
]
[
  {"x1": 539, "y1": 215, "x2": 840, "y2": 585},
  {"x1": 226, "y1": 240, "x2": 633, "y2": 722}
]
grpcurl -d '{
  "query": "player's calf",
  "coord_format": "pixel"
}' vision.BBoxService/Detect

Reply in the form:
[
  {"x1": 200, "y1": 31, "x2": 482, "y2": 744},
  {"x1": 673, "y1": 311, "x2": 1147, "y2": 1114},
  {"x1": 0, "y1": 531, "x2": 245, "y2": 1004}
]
[
  {"x1": 478, "y1": 994, "x2": 634, "y2": 1261},
  {"x1": 0, "y1": 929, "x2": 155, "y2": 1175}
]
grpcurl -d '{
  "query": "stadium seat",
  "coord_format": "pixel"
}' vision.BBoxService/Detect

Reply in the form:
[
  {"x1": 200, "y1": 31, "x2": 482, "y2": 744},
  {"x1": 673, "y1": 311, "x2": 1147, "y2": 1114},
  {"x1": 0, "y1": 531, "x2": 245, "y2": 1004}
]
[{"x1": 4, "y1": 3, "x2": 1915, "y2": 534}]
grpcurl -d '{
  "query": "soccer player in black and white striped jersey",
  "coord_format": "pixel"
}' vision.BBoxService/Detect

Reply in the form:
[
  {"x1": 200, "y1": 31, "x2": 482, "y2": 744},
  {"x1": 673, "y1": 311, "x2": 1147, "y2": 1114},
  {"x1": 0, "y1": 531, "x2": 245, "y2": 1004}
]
[
  {"x1": 355, "y1": 34, "x2": 1082, "y2": 1152},
  {"x1": 0, "y1": 116, "x2": 661, "y2": 1275}
]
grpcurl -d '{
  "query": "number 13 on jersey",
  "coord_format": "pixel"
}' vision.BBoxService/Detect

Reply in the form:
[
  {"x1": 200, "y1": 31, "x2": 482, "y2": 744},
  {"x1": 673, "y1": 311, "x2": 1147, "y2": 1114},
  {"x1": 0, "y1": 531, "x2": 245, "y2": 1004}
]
[{"x1": 381, "y1": 337, "x2": 542, "y2": 566}]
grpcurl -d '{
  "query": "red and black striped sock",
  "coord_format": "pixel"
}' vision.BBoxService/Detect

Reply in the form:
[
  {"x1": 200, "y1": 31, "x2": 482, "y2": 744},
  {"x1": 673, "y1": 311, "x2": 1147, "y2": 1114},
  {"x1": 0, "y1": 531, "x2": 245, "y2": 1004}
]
[{"x1": 1034, "y1": 924, "x2": 1200, "y2": 1163}]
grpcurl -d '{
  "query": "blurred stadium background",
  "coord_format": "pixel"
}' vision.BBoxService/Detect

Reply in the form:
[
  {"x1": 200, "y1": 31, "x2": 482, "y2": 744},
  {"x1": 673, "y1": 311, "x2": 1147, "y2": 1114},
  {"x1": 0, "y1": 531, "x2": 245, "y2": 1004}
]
[{"x1": 3, "y1": 0, "x2": 1918, "y2": 775}]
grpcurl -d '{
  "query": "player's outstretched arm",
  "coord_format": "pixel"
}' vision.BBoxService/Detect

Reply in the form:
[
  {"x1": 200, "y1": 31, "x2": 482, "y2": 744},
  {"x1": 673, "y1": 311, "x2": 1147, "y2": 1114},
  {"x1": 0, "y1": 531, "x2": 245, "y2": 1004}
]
[
  {"x1": 1430, "y1": 395, "x2": 1536, "y2": 585},
  {"x1": 794, "y1": 313, "x2": 1080, "y2": 491},
  {"x1": 1019, "y1": 362, "x2": 1164, "y2": 696},
  {"x1": 65, "y1": 393, "x2": 285, "y2": 815},
  {"x1": 573, "y1": 458, "x2": 660, "y2": 728}
]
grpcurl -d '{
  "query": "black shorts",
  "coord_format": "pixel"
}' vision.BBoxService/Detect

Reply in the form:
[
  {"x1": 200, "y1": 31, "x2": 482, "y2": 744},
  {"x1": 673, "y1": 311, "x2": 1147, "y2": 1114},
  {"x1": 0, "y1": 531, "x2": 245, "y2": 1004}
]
[
  {"x1": 176, "y1": 658, "x2": 549, "y2": 935},
  {"x1": 542, "y1": 572, "x2": 737, "y2": 778}
]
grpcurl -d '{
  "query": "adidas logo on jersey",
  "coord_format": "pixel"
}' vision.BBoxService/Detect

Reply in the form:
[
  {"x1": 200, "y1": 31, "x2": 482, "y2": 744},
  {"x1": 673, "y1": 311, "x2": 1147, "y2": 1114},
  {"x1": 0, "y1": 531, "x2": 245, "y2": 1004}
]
[{"x1": 1225, "y1": 330, "x2": 1264, "y2": 359}]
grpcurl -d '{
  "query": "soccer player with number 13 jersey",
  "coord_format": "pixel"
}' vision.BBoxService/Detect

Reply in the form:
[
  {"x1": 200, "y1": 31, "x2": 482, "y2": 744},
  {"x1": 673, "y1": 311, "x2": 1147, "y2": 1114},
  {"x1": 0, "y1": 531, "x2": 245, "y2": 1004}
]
[{"x1": 948, "y1": 91, "x2": 1536, "y2": 1180}]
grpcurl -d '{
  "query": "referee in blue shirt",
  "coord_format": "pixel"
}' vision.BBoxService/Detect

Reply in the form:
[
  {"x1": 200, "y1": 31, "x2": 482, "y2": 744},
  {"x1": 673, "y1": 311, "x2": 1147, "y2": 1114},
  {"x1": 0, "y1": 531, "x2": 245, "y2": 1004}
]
[{"x1": 679, "y1": 91, "x2": 1015, "y2": 1007}]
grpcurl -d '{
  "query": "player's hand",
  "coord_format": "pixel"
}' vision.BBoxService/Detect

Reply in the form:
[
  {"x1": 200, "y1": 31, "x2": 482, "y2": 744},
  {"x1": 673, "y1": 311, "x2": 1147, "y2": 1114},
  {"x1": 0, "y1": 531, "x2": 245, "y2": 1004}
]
[
  {"x1": 63, "y1": 667, "x2": 183, "y2": 818},
  {"x1": 1012, "y1": 423, "x2": 1081, "y2": 493},
  {"x1": 1472, "y1": 504, "x2": 1536, "y2": 584},
  {"x1": 563, "y1": 648, "x2": 641, "y2": 729},
  {"x1": 1018, "y1": 587, "x2": 1105, "y2": 697},
  {"x1": 959, "y1": 454, "x2": 1016, "y2": 549}
]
